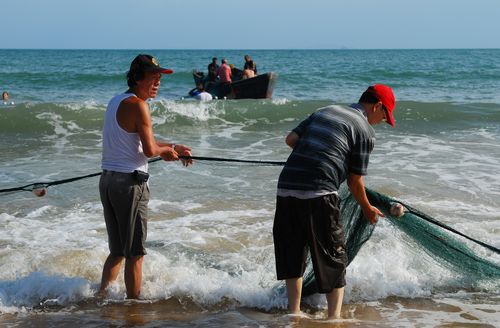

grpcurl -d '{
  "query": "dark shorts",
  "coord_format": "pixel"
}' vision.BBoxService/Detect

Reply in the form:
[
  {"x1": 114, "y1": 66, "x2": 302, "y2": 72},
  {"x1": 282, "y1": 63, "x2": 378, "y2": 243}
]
[
  {"x1": 99, "y1": 170, "x2": 149, "y2": 259},
  {"x1": 273, "y1": 194, "x2": 347, "y2": 293}
]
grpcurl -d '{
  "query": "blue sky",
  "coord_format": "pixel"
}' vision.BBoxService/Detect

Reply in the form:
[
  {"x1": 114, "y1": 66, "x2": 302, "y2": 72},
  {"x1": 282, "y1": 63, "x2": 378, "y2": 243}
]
[{"x1": 2, "y1": 0, "x2": 500, "y2": 49}]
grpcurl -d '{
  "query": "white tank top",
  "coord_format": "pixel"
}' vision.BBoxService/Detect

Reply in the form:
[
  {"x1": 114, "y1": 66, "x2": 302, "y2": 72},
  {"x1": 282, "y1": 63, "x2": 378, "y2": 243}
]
[{"x1": 101, "y1": 93, "x2": 148, "y2": 173}]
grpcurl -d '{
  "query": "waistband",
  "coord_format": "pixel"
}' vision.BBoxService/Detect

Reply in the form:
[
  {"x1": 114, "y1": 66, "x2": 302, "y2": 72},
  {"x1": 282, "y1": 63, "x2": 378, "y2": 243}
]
[
  {"x1": 102, "y1": 169, "x2": 134, "y2": 175},
  {"x1": 103, "y1": 169, "x2": 149, "y2": 183},
  {"x1": 276, "y1": 188, "x2": 338, "y2": 199}
]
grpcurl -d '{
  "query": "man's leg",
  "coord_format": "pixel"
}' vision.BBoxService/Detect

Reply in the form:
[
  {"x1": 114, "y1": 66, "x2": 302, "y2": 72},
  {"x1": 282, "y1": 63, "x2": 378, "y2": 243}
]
[
  {"x1": 326, "y1": 287, "x2": 344, "y2": 319},
  {"x1": 285, "y1": 277, "x2": 303, "y2": 314},
  {"x1": 124, "y1": 255, "x2": 144, "y2": 299},
  {"x1": 99, "y1": 254, "x2": 124, "y2": 294}
]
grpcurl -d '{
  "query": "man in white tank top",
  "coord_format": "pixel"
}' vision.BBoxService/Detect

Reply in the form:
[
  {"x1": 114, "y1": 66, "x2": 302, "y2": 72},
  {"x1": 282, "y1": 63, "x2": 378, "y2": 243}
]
[{"x1": 98, "y1": 54, "x2": 193, "y2": 299}]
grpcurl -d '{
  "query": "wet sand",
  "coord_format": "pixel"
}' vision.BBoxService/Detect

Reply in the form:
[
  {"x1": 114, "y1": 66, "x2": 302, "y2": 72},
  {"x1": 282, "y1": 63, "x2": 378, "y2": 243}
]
[{"x1": 1, "y1": 295, "x2": 498, "y2": 328}]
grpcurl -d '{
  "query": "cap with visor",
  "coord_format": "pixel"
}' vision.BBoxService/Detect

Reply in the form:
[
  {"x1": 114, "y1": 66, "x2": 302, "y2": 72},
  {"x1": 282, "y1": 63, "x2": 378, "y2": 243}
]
[
  {"x1": 366, "y1": 84, "x2": 396, "y2": 127},
  {"x1": 130, "y1": 54, "x2": 173, "y2": 74}
]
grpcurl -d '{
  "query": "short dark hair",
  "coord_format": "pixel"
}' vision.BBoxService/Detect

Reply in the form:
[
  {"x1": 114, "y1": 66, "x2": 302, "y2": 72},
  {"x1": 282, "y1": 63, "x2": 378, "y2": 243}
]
[
  {"x1": 126, "y1": 70, "x2": 146, "y2": 88},
  {"x1": 359, "y1": 88, "x2": 380, "y2": 104}
]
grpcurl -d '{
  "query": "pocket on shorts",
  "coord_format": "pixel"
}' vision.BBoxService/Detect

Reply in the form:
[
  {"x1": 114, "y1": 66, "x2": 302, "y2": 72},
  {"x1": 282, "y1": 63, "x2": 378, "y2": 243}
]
[
  {"x1": 330, "y1": 227, "x2": 346, "y2": 257},
  {"x1": 325, "y1": 201, "x2": 346, "y2": 258}
]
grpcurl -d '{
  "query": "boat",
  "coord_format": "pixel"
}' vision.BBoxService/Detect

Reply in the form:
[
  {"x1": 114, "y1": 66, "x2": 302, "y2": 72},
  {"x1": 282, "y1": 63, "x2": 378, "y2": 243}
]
[{"x1": 192, "y1": 69, "x2": 277, "y2": 99}]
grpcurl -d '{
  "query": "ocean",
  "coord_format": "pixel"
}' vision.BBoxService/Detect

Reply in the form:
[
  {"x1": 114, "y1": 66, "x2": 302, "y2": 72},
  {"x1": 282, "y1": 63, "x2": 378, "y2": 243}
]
[{"x1": 0, "y1": 49, "x2": 499, "y2": 327}]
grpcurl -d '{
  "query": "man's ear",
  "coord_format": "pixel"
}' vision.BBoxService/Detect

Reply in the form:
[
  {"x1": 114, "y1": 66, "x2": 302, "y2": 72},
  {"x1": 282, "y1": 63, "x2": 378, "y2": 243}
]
[{"x1": 374, "y1": 101, "x2": 384, "y2": 113}]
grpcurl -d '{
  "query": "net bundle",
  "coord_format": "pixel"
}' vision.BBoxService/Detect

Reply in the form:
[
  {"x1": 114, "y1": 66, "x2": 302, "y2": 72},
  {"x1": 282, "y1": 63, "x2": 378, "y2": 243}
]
[{"x1": 300, "y1": 186, "x2": 500, "y2": 296}]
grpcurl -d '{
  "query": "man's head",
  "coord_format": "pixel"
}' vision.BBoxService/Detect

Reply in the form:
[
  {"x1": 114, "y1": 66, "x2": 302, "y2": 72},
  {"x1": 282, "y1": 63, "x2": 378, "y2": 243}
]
[
  {"x1": 359, "y1": 84, "x2": 396, "y2": 127},
  {"x1": 126, "y1": 54, "x2": 173, "y2": 88},
  {"x1": 221, "y1": 58, "x2": 227, "y2": 64},
  {"x1": 212, "y1": 57, "x2": 217, "y2": 63},
  {"x1": 2, "y1": 91, "x2": 8, "y2": 101}
]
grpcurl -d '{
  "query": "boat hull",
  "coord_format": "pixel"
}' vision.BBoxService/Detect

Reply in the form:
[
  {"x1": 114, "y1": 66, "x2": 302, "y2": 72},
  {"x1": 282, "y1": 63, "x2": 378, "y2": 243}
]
[{"x1": 193, "y1": 71, "x2": 277, "y2": 99}]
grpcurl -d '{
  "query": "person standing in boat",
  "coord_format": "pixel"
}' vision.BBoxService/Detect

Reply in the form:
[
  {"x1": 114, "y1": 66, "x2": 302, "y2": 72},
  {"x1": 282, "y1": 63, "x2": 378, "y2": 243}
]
[
  {"x1": 207, "y1": 57, "x2": 219, "y2": 82},
  {"x1": 242, "y1": 60, "x2": 256, "y2": 79},
  {"x1": 273, "y1": 84, "x2": 396, "y2": 319},
  {"x1": 244, "y1": 55, "x2": 257, "y2": 75},
  {"x1": 98, "y1": 54, "x2": 193, "y2": 299},
  {"x1": 216, "y1": 58, "x2": 232, "y2": 97}
]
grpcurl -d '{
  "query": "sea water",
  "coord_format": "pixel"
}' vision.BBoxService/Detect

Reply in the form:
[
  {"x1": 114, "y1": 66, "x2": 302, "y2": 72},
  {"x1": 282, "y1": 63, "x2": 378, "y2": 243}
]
[{"x1": 0, "y1": 49, "x2": 499, "y2": 327}]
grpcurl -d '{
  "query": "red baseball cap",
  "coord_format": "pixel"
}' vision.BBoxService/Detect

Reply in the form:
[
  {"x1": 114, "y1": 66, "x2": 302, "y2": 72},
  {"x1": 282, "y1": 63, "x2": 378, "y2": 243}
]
[{"x1": 368, "y1": 84, "x2": 396, "y2": 127}]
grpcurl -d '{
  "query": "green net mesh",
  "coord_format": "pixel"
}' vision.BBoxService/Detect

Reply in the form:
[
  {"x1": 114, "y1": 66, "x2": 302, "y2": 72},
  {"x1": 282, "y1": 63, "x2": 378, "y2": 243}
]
[{"x1": 300, "y1": 186, "x2": 500, "y2": 296}]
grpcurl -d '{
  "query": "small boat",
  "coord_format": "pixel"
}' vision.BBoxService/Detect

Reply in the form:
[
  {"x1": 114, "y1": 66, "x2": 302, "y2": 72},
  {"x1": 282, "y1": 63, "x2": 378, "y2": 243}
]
[{"x1": 192, "y1": 69, "x2": 277, "y2": 99}]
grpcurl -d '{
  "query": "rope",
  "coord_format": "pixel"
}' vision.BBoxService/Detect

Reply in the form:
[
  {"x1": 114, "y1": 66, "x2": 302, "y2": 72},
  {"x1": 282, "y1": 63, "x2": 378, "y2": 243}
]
[
  {"x1": 0, "y1": 156, "x2": 285, "y2": 194},
  {"x1": 178, "y1": 155, "x2": 285, "y2": 166},
  {"x1": 0, "y1": 172, "x2": 102, "y2": 193},
  {"x1": 401, "y1": 200, "x2": 500, "y2": 254}
]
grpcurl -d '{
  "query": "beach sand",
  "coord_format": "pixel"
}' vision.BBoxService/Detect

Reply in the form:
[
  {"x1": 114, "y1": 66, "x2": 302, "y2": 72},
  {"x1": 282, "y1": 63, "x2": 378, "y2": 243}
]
[{"x1": 1, "y1": 295, "x2": 497, "y2": 327}]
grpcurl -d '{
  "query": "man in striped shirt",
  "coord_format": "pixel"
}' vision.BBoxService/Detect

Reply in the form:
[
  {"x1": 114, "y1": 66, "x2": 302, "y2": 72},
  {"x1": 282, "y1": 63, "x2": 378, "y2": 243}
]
[{"x1": 273, "y1": 84, "x2": 396, "y2": 319}]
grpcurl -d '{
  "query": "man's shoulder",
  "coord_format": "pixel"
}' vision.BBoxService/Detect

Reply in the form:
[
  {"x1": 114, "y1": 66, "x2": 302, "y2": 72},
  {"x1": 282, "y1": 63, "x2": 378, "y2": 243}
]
[
  {"x1": 315, "y1": 104, "x2": 351, "y2": 118},
  {"x1": 321, "y1": 104, "x2": 364, "y2": 119},
  {"x1": 316, "y1": 105, "x2": 371, "y2": 130},
  {"x1": 318, "y1": 104, "x2": 347, "y2": 111},
  {"x1": 110, "y1": 92, "x2": 136, "y2": 102},
  {"x1": 117, "y1": 94, "x2": 147, "y2": 115}
]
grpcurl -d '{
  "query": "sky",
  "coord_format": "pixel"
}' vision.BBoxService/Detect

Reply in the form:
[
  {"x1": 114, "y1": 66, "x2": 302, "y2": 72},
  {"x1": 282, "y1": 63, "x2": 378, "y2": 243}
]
[{"x1": 1, "y1": 0, "x2": 500, "y2": 49}]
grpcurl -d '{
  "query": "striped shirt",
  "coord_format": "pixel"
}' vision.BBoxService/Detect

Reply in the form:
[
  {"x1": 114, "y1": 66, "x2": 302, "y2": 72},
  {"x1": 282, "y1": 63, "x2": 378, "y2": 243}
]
[{"x1": 277, "y1": 104, "x2": 375, "y2": 194}]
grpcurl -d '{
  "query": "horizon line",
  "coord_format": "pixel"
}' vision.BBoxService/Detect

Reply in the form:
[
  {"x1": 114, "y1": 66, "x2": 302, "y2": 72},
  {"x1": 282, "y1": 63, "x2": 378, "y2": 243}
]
[{"x1": 1, "y1": 47, "x2": 500, "y2": 51}]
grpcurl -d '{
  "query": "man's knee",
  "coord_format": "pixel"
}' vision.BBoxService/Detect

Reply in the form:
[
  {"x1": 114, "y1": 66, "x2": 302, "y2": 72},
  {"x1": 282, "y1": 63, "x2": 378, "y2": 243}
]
[
  {"x1": 130, "y1": 255, "x2": 143, "y2": 261},
  {"x1": 126, "y1": 255, "x2": 144, "y2": 266}
]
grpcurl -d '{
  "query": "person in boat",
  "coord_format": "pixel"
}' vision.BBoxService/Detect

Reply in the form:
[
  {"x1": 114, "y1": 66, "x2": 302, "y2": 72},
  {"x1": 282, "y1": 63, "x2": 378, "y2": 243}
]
[
  {"x1": 217, "y1": 58, "x2": 232, "y2": 83},
  {"x1": 98, "y1": 54, "x2": 193, "y2": 299},
  {"x1": 229, "y1": 63, "x2": 243, "y2": 81},
  {"x1": 216, "y1": 58, "x2": 232, "y2": 97},
  {"x1": 188, "y1": 83, "x2": 213, "y2": 101},
  {"x1": 273, "y1": 84, "x2": 396, "y2": 319},
  {"x1": 244, "y1": 55, "x2": 257, "y2": 75},
  {"x1": 207, "y1": 57, "x2": 219, "y2": 82},
  {"x1": 242, "y1": 60, "x2": 256, "y2": 79}
]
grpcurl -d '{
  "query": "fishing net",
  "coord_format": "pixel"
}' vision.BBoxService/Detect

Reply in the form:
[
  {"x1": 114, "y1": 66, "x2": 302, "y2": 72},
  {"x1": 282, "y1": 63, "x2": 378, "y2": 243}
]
[{"x1": 300, "y1": 186, "x2": 500, "y2": 296}]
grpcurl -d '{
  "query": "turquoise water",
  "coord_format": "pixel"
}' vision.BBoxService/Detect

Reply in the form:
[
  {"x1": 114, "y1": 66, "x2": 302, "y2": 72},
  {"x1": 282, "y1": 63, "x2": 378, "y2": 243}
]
[
  {"x1": 2, "y1": 49, "x2": 500, "y2": 103},
  {"x1": 1, "y1": 49, "x2": 499, "y2": 327}
]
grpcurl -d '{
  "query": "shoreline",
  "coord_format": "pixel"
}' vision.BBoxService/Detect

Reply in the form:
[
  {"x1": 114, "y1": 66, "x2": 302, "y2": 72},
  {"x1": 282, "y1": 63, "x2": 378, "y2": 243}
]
[{"x1": 1, "y1": 294, "x2": 498, "y2": 328}]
